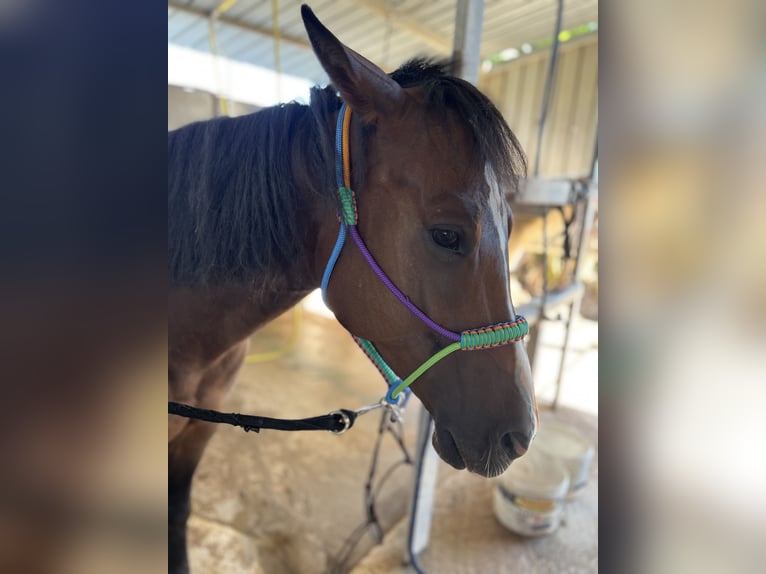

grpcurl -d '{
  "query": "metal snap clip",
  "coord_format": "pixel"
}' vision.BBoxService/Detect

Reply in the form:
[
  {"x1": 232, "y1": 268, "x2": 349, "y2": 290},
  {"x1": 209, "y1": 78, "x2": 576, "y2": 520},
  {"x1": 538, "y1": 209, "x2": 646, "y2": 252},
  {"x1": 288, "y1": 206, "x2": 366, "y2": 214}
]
[{"x1": 384, "y1": 401, "x2": 403, "y2": 424}]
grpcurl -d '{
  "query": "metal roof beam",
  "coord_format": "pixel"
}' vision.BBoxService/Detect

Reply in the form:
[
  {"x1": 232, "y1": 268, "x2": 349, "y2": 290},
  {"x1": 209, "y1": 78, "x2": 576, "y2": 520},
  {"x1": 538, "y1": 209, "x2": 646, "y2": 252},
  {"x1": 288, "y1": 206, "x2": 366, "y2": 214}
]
[
  {"x1": 167, "y1": 1, "x2": 311, "y2": 50},
  {"x1": 349, "y1": 0, "x2": 452, "y2": 54}
]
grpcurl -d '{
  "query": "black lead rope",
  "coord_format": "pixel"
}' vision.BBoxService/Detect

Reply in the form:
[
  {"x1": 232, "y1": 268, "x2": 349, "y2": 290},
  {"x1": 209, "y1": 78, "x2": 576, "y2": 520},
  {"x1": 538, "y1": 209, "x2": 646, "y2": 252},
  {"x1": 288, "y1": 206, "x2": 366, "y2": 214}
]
[
  {"x1": 168, "y1": 401, "x2": 358, "y2": 434},
  {"x1": 170, "y1": 399, "x2": 415, "y2": 572}
]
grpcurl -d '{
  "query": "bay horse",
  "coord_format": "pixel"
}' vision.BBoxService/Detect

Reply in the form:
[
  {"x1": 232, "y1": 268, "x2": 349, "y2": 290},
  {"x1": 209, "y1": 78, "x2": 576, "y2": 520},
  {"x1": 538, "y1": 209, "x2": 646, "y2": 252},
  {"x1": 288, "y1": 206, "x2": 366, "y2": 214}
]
[{"x1": 169, "y1": 5, "x2": 537, "y2": 572}]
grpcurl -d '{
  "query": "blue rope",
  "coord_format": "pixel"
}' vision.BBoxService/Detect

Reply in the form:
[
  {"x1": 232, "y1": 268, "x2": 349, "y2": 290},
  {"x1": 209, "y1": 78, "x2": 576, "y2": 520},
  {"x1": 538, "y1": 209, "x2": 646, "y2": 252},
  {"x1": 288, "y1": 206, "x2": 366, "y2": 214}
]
[
  {"x1": 322, "y1": 103, "x2": 351, "y2": 304},
  {"x1": 321, "y1": 221, "x2": 347, "y2": 304},
  {"x1": 385, "y1": 384, "x2": 411, "y2": 407}
]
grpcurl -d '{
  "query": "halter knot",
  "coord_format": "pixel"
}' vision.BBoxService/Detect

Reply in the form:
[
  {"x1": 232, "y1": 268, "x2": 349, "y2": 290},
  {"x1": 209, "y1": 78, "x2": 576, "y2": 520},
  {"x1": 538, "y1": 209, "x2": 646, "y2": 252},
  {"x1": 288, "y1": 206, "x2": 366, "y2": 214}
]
[
  {"x1": 338, "y1": 186, "x2": 358, "y2": 225},
  {"x1": 460, "y1": 318, "x2": 529, "y2": 350}
]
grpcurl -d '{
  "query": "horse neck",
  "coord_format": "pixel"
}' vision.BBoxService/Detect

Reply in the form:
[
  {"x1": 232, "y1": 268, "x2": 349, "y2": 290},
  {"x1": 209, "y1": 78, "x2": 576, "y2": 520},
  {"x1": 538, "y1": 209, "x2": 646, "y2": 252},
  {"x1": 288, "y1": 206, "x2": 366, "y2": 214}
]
[
  {"x1": 201, "y1": 235, "x2": 328, "y2": 368},
  {"x1": 169, "y1": 108, "x2": 338, "y2": 368}
]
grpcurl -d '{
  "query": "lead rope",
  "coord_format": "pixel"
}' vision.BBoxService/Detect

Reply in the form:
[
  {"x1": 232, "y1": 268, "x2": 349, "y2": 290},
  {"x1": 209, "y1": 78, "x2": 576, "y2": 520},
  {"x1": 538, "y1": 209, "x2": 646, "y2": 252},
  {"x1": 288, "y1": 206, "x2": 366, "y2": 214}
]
[{"x1": 321, "y1": 103, "x2": 530, "y2": 405}]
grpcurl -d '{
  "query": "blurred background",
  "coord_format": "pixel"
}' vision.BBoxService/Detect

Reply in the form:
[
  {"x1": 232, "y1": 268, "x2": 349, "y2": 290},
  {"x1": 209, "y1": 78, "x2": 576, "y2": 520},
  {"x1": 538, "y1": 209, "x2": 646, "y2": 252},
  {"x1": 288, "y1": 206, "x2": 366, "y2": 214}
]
[{"x1": 602, "y1": 2, "x2": 766, "y2": 572}]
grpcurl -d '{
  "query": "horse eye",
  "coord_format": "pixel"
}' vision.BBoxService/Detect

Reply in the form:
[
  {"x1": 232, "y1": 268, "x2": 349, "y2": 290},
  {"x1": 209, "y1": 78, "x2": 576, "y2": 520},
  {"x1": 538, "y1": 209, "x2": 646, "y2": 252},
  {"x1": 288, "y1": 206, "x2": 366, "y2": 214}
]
[{"x1": 431, "y1": 229, "x2": 461, "y2": 252}]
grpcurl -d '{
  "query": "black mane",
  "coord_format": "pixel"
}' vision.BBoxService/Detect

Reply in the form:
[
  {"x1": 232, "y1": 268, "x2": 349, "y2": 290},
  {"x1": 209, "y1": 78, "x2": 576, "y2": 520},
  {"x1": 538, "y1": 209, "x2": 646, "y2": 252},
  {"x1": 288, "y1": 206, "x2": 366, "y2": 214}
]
[
  {"x1": 168, "y1": 87, "x2": 340, "y2": 288},
  {"x1": 168, "y1": 59, "x2": 525, "y2": 287}
]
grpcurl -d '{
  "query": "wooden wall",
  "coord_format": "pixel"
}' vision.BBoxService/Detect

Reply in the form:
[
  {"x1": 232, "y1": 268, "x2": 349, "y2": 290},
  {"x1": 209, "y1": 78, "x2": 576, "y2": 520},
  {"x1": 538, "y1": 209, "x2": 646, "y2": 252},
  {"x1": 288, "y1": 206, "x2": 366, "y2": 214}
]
[{"x1": 479, "y1": 35, "x2": 598, "y2": 178}]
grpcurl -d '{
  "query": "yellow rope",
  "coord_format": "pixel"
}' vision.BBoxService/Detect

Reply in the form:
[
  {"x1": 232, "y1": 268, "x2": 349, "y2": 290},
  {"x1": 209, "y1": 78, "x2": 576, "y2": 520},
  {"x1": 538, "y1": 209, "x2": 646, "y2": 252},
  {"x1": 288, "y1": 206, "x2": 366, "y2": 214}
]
[
  {"x1": 216, "y1": 0, "x2": 239, "y2": 12},
  {"x1": 245, "y1": 304, "x2": 303, "y2": 364}
]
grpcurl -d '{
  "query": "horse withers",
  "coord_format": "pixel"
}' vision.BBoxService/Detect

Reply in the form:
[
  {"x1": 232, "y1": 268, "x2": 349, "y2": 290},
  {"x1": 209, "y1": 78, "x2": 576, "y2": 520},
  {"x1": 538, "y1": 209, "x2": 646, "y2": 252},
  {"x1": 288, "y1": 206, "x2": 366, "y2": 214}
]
[{"x1": 168, "y1": 5, "x2": 537, "y2": 572}]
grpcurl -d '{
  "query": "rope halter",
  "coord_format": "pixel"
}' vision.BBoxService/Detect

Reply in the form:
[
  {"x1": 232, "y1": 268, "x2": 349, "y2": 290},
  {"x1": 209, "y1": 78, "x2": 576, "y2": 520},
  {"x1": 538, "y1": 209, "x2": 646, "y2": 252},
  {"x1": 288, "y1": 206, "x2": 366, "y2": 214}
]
[{"x1": 321, "y1": 103, "x2": 529, "y2": 404}]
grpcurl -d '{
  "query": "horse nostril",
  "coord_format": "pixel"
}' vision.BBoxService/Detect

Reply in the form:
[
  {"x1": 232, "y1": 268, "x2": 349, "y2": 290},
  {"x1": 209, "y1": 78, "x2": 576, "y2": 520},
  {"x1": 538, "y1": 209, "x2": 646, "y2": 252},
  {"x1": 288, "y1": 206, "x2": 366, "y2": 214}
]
[{"x1": 501, "y1": 431, "x2": 532, "y2": 459}]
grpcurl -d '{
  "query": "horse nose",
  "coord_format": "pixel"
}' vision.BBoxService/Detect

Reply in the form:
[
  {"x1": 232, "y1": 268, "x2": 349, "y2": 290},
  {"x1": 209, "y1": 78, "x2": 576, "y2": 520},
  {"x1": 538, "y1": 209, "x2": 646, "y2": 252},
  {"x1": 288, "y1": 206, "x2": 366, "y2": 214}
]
[{"x1": 500, "y1": 429, "x2": 534, "y2": 460}]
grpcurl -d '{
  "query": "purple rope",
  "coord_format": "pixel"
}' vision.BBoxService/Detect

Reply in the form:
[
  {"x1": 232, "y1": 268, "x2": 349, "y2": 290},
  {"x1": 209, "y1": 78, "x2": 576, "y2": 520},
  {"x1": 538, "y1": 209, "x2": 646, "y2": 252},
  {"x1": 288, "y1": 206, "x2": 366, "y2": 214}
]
[{"x1": 348, "y1": 225, "x2": 461, "y2": 342}]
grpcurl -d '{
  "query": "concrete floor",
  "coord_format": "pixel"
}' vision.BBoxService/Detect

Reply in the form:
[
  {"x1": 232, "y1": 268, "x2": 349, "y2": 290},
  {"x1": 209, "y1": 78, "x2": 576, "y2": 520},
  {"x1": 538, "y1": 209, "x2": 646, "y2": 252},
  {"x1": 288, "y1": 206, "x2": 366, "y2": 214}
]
[{"x1": 187, "y1": 297, "x2": 598, "y2": 573}]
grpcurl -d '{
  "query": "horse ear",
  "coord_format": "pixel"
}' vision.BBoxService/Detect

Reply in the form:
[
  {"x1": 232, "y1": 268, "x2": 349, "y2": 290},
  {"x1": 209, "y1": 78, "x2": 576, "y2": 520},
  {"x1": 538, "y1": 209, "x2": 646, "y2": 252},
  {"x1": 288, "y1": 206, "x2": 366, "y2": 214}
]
[{"x1": 301, "y1": 4, "x2": 404, "y2": 121}]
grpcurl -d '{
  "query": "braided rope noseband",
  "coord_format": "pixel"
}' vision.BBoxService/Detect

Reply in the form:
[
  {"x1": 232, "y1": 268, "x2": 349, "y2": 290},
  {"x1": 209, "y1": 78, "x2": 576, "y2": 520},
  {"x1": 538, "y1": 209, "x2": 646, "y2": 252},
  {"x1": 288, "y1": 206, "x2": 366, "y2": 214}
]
[{"x1": 321, "y1": 103, "x2": 528, "y2": 403}]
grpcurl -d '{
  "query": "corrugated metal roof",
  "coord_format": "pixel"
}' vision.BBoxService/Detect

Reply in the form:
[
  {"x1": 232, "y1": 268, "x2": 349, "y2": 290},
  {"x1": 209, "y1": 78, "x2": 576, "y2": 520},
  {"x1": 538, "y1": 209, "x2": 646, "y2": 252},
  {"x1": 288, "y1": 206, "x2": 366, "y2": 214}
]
[{"x1": 168, "y1": 0, "x2": 597, "y2": 84}]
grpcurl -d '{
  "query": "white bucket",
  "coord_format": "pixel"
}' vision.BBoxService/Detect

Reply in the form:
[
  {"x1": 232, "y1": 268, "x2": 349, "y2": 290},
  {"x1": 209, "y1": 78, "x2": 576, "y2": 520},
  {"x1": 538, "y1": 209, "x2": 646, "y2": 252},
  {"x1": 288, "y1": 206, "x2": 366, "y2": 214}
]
[
  {"x1": 533, "y1": 422, "x2": 595, "y2": 499},
  {"x1": 493, "y1": 448, "x2": 569, "y2": 536}
]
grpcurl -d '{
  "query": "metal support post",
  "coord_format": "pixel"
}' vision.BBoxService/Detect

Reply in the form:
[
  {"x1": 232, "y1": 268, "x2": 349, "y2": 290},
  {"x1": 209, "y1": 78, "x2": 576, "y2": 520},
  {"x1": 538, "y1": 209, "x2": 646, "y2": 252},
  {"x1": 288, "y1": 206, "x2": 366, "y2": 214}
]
[
  {"x1": 451, "y1": 0, "x2": 484, "y2": 84},
  {"x1": 552, "y1": 184, "x2": 598, "y2": 408},
  {"x1": 406, "y1": 407, "x2": 439, "y2": 561}
]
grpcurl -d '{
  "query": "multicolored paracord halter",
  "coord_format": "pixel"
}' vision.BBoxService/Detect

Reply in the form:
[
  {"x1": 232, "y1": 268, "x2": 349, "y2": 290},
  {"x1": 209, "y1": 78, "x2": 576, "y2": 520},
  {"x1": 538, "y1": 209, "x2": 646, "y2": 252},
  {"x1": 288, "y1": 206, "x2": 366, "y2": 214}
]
[{"x1": 321, "y1": 102, "x2": 529, "y2": 405}]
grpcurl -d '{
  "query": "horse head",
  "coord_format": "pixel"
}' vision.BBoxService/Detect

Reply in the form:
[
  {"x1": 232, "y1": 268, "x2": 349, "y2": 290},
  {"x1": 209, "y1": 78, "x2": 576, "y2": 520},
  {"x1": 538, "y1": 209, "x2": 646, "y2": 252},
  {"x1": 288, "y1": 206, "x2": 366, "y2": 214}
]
[{"x1": 303, "y1": 5, "x2": 537, "y2": 477}]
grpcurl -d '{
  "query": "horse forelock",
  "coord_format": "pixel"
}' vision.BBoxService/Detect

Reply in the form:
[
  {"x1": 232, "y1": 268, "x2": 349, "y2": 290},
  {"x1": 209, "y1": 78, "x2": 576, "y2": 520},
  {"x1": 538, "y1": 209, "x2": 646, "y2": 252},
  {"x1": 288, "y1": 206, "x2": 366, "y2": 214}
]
[{"x1": 390, "y1": 58, "x2": 527, "y2": 195}]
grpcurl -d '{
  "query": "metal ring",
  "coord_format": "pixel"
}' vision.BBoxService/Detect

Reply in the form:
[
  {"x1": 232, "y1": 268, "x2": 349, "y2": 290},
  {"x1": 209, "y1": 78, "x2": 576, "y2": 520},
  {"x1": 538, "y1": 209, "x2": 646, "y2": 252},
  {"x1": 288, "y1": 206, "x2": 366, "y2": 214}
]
[
  {"x1": 329, "y1": 410, "x2": 351, "y2": 435},
  {"x1": 385, "y1": 385, "x2": 401, "y2": 405}
]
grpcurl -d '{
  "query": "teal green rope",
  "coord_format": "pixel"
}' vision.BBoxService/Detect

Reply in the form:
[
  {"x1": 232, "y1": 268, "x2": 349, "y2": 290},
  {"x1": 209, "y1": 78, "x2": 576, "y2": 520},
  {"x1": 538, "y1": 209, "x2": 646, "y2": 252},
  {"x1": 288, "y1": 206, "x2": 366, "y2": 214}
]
[
  {"x1": 338, "y1": 187, "x2": 357, "y2": 225},
  {"x1": 388, "y1": 342, "x2": 461, "y2": 400},
  {"x1": 355, "y1": 337, "x2": 400, "y2": 386},
  {"x1": 356, "y1": 320, "x2": 529, "y2": 401}
]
